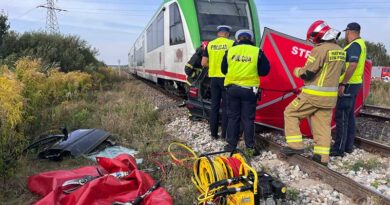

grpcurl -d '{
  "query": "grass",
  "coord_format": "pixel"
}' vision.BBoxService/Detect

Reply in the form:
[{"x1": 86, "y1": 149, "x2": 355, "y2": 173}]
[
  {"x1": 348, "y1": 158, "x2": 384, "y2": 172},
  {"x1": 0, "y1": 81, "x2": 197, "y2": 204},
  {"x1": 366, "y1": 81, "x2": 390, "y2": 107},
  {"x1": 286, "y1": 187, "x2": 300, "y2": 201}
]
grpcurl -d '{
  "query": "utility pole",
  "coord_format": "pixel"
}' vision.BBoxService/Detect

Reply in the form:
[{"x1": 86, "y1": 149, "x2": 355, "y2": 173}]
[
  {"x1": 118, "y1": 59, "x2": 121, "y2": 77},
  {"x1": 38, "y1": 0, "x2": 67, "y2": 34}
]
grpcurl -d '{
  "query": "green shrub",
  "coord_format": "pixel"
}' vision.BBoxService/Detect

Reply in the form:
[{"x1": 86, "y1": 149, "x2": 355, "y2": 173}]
[{"x1": 286, "y1": 187, "x2": 300, "y2": 201}]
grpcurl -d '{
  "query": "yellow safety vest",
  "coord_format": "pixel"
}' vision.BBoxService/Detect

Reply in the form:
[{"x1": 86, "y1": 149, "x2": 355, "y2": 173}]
[
  {"x1": 224, "y1": 44, "x2": 260, "y2": 87},
  {"x1": 339, "y1": 38, "x2": 367, "y2": 84},
  {"x1": 207, "y1": 37, "x2": 234, "y2": 78}
]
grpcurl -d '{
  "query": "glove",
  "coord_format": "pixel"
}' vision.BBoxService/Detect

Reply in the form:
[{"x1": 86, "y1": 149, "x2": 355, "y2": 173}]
[{"x1": 293, "y1": 68, "x2": 301, "y2": 78}]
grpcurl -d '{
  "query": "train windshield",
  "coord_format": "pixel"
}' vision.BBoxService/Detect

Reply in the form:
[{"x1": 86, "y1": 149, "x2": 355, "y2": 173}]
[{"x1": 195, "y1": 0, "x2": 252, "y2": 41}]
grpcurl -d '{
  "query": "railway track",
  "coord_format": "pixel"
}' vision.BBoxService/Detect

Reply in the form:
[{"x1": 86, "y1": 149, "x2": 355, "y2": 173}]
[
  {"x1": 136, "y1": 77, "x2": 390, "y2": 204},
  {"x1": 258, "y1": 137, "x2": 390, "y2": 205},
  {"x1": 359, "y1": 104, "x2": 390, "y2": 121},
  {"x1": 357, "y1": 104, "x2": 390, "y2": 150}
]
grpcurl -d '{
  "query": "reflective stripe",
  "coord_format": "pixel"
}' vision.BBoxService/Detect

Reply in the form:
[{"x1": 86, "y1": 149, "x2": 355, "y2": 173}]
[
  {"x1": 313, "y1": 22, "x2": 327, "y2": 33},
  {"x1": 292, "y1": 100, "x2": 299, "y2": 107},
  {"x1": 307, "y1": 56, "x2": 316, "y2": 63},
  {"x1": 304, "y1": 85, "x2": 338, "y2": 92},
  {"x1": 313, "y1": 146, "x2": 330, "y2": 155},
  {"x1": 302, "y1": 88, "x2": 337, "y2": 97},
  {"x1": 286, "y1": 135, "x2": 303, "y2": 143},
  {"x1": 287, "y1": 139, "x2": 303, "y2": 143},
  {"x1": 318, "y1": 63, "x2": 328, "y2": 87}
]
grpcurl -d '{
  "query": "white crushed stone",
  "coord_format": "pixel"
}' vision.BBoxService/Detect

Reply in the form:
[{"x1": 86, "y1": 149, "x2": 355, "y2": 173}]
[
  {"x1": 166, "y1": 116, "x2": 356, "y2": 204},
  {"x1": 139, "y1": 81, "x2": 388, "y2": 204}
]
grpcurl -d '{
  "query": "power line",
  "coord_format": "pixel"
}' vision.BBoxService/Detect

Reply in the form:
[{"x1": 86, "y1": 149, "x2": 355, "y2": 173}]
[{"x1": 37, "y1": 0, "x2": 67, "y2": 34}]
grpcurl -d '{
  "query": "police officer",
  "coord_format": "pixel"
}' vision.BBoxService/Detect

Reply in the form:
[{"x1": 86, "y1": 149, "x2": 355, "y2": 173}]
[
  {"x1": 331, "y1": 22, "x2": 367, "y2": 156},
  {"x1": 221, "y1": 29, "x2": 270, "y2": 155},
  {"x1": 281, "y1": 20, "x2": 346, "y2": 165},
  {"x1": 202, "y1": 25, "x2": 234, "y2": 139}
]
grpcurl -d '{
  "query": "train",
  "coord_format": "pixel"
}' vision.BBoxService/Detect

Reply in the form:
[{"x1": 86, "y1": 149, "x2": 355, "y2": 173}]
[
  {"x1": 128, "y1": 0, "x2": 260, "y2": 92},
  {"x1": 128, "y1": 0, "x2": 373, "y2": 135}
]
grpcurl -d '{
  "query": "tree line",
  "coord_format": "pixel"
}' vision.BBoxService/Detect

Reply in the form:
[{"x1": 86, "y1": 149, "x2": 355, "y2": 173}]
[{"x1": 0, "y1": 14, "x2": 104, "y2": 72}]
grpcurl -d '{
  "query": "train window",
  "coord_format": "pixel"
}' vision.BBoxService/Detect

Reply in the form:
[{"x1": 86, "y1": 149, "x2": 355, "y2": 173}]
[
  {"x1": 169, "y1": 3, "x2": 185, "y2": 45},
  {"x1": 195, "y1": 0, "x2": 250, "y2": 41},
  {"x1": 147, "y1": 11, "x2": 164, "y2": 52},
  {"x1": 135, "y1": 41, "x2": 145, "y2": 66}
]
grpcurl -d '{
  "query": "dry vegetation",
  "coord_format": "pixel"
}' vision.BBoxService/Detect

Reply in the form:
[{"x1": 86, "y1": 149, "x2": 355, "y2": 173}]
[
  {"x1": 366, "y1": 81, "x2": 390, "y2": 107},
  {"x1": 0, "y1": 68, "x2": 196, "y2": 204}
]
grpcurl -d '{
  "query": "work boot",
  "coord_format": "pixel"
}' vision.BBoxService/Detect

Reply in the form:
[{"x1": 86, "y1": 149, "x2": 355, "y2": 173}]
[
  {"x1": 211, "y1": 135, "x2": 220, "y2": 140},
  {"x1": 281, "y1": 147, "x2": 304, "y2": 156},
  {"x1": 312, "y1": 154, "x2": 328, "y2": 166},
  {"x1": 223, "y1": 144, "x2": 235, "y2": 152}
]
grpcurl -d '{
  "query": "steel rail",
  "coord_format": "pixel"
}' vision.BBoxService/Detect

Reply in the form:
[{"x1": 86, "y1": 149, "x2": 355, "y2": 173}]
[
  {"x1": 354, "y1": 137, "x2": 390, "y2": 157},
  {"x1": 259, "y1": 137, "x2": 390, "y2": 205},
  {"x1": 358, "y1": 112, "x2": 390, "y2": 121},
  {"x1": 135, "y1": 75, "x2": 390, "y2": 203}
]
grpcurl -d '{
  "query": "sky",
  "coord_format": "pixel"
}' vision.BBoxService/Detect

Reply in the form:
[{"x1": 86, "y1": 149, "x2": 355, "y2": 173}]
[{"x1": 1, "y1": 0, "x2": 389, "y2": 65}]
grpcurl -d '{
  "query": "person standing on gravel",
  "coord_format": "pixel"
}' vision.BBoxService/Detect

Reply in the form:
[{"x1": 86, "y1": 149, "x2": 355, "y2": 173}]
[
  {"x1": 221, "y1": 29, "x2": 270, "y2": 156},
  {"x1": 331, "y1": 22, "x2": 367, "y2": 157},
  {"x1": 281, "y1": 20, "x2": 346, "y2": 165},
  {"x1": 201, "y1": 25, "x2": 234, "y2": 140}
]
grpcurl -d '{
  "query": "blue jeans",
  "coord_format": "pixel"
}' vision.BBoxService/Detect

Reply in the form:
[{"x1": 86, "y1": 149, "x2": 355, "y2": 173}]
[
  {"x1": 226, "y1": 85, "x2": 257, "y2": 148},
  {"x1": 210, "y1": 78, "x2": 227, "y2": 138},
  {"x1": 332, "y1": 84, "x2": 362, "y2": 154}
]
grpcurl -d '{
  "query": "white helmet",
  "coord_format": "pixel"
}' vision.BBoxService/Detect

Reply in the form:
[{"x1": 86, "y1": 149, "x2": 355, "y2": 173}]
[{"x1": 235, "y1": 29, "x2": 254, "y2": 41}]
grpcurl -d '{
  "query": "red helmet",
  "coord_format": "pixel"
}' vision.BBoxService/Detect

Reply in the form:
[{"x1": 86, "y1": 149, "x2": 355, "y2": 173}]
[{"x1": 307, "y1": 20, "x2": 331, "y2": 44}]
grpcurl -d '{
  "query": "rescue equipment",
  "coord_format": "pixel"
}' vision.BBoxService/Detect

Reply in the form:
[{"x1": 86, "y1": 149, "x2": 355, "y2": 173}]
[
  {"x1": 193, "y1": 151, "x2": 287, "y2": 205},
  {"x1": 28, "y1": 154, "x2": 173, "y2": 205},
  {"x1": 112, "y1": 180, "x2": 161, "y2": 205},
  {"x1": 168, "y1": 143, "x2": 288, "y2": 205}
]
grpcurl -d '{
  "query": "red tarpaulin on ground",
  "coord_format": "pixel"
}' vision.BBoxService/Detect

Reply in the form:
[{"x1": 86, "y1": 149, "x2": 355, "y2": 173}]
[
  {"x1": 257, "y1": 28, "x2": 372, "y2": 136},
  {"x1": 28, "y1": 154, "x2": 173, "y2": 205}
]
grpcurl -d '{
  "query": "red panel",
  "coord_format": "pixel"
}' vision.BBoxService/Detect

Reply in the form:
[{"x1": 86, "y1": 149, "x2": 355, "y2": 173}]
[
  {"x1": 257, "y1": 28, "x2": 313, "y2": 135},
  {"x1": 255, "y1": 28, "x2": 372, "y2": 137}
]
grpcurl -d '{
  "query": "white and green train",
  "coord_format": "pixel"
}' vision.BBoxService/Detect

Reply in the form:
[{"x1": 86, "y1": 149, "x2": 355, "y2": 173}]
[{"x1": 128, "y1": 0, "x2": 260, "y2": 90}]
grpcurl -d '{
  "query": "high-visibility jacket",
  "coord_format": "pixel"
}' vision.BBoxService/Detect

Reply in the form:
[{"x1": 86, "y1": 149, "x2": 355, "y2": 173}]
[
  {"x1": 207, "y1": 37, "x2": 234, "y2": 78},
  {"x1": 339, "y1": 38, "x2": 367, "y2": 84},
  {"x1": 294, "y1": 42, "x2": 346, "y2": 108},
  {"x1": 224, "y1": 44, "x2": 260, "y2": 87}
]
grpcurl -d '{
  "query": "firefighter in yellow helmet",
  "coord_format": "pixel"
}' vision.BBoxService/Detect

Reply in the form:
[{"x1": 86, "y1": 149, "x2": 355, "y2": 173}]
[
  {"x1": 201, "y1": 25, "x2": 234, "y2": 140},
  {"x1": 281, "y1": 20, "x2": 346, "y2": 165},
  {"x1": 221, "y1": 29, "x2": 270, "y2": 156}
]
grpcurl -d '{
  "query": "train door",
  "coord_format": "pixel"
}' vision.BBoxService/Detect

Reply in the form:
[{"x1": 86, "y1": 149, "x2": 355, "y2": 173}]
[{"x1": 165, "y1": 2, "x2": 187, "y2": 82}]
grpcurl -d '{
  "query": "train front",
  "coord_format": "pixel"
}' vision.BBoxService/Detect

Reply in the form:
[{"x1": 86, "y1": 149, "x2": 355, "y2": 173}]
[{"x1": 193, "y1": 0, "x2": 260, "y2": 45}]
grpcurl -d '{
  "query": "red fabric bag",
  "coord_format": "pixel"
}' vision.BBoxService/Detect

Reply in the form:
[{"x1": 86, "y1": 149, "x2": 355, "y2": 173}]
[{"x1": 28, "y1": 154, "x2": 173, "y2": 205}]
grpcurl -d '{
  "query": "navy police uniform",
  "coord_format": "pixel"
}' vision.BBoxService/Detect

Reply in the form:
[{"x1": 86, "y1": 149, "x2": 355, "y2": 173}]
[{"x1": 221, "y1": 30, "x2": 270, "y2": 152}]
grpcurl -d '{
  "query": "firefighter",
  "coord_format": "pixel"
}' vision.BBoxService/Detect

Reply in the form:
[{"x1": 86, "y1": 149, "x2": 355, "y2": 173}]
[
  {"x1": 185, "y1": 42, "x2": 208, "y2": 84},
  {"x1": 281, "y1": 20, "x2": 346, "y2": 165},
  {"x1": 201, "y1": 25, "x2": 234, "y2": 140},
  {"x1": 221, "y1": 29, "x2": 270, "y2": 156},
  {"x1": 331, "y1": 22, "x2": 367, "y2": 156}
]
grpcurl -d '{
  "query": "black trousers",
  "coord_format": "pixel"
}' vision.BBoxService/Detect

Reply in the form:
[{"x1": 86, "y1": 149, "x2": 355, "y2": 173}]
[
  {"x1": 226, "y1": 85, "x2": 257, "y2": 148},
  {"x1": 332, "y1": 84, "x2": 362, "y2": 154},
  {"x1": 209, "y1": 77, "x2": 227, "y2": 138}
]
